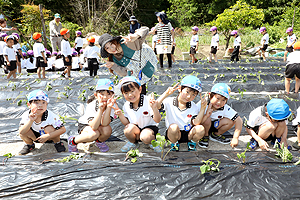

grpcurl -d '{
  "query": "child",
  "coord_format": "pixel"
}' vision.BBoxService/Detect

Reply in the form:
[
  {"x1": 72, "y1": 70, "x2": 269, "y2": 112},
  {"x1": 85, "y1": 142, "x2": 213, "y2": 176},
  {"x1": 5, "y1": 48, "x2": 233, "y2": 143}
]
[
  {"x1": 190, "y1": 26, "x2": 199, "y2": 64},
  {"x1": 149, "y1": 12, "x2": 175, "y2": 68},
  {"x1": 246, "y1": 98, "x2": 291, "y2": 150},
  {"x1": 113, "y1": 76, "x2": 161, "y2": 152},
  {"x1": 71, "y1": 51, "x2": 83, "y2": 71},
  {"x1": 33, "y1": 32, "x2": 47, "y2": 79},
  {"x1": 284, "y1": 27, "x2": 297, "y2": 62},
  {"x1": 21, "y1": 52, "x2": 27, "y2": 70},
  {"x1": 25, "y1": 50, "x2": 37, "y2": 73},
  {"x1": 73, "y1": 31, "x2": 83, "y2": 53},
  {"x1": 84, "y1": 36, "x2": 100, "y2": 76},
  {"x1": 19, "y1": 89, "x2": 66, "y2": 155},
  {"x1": 45, "y1": 50, "x2": 54, "y2": 71},
  {"x1": 256, "y1": 27, "x2": 269, "y2": 61},
  {"x1": 209, "y1": 26, "x2": 219, "y2": 62},
  {"x1": 68, "y1": 79, "x2": 116, "y2": 153},
  {"x1": 157, "y1": 75, "x2": 206, "y2": 151},
  {"x1": 284, "y1": 41, "x2": 300, "y2": 94},
  {"x1": 230, "y1": 30, "x2": 241, "y2": 62},
  {"x1": 0, "y1": 32, "x2": 7, "y2": 73},
  {"x1": 3, "y1": 35, "x2": 18, "y2": 79},
  {"x1": 60, "y1": 28, "x2": 72, "y2": 78},
  {"x1": 199, "y1": 83, "x2": 243, "y2": 148},
  {"x1": 12, "y1": 33, "x2": 24, "y2": 74}
]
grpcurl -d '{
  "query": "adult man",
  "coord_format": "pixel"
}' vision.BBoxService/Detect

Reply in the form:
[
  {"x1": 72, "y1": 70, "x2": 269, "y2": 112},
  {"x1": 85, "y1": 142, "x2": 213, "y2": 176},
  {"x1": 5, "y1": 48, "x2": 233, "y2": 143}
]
[{"x1": 49, "y1": 13, "x2": 62, "y2": 52}]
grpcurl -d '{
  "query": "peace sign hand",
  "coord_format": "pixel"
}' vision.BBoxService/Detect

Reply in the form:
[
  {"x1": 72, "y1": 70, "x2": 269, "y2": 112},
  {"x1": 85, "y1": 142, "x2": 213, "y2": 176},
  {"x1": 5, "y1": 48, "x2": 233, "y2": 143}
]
[
  {"x1": 111, "y1": 103, "x2": 122, "y2": 116},
  {"x1": 206, "y1": 103, "x2": 213, "y2": 117},
  {"x1": 200, "y1": 93, "x2": 208, "y2": 109},
  {"x1": 165, "y1": 82, "x2": 180, "y2": 96},
  {"x1": 107, "y1": 95, "x2": 117, "y2": 108},
  {"x1": 149, "y1": 92, "x2": 158, "y2": 109}
]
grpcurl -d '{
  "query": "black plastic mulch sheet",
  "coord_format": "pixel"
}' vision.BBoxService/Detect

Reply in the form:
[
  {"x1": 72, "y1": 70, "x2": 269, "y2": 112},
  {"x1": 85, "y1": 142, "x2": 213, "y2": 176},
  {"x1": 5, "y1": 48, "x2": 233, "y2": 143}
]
[
  {"x1": 1, "y1": 59, "x2": 300, "y2": 199},
  {"x1": 0, "y1": 151, "x2": 300, "y2": 199}
]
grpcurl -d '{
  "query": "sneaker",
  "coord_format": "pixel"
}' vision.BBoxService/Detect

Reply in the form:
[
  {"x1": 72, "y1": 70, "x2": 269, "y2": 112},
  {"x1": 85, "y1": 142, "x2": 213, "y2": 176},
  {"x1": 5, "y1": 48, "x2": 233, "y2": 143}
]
[
  {"x1": 68, "y1": 136, "x2": 79, "y2": 153},
  {"x1": 195, "y1": 58, "x2": 198, "y2": 63},
  {"x1": 187, "y1": 141, "x2": 197, "y2": 151},
  {"x1": 4, "y1": 69, "x2": 8, "y2": 74},
  {"x1": 19, "y1": 143, "x2": 35, "y2": 155},
  {"x1": 149, "y1": 144, "x2": 162, "y2": 153},
  {"x1": 95, "y1": 141, "x2": 109, "y2": 152},
  {"x1": 54, "y1": 141, "x2": 66, "y2": 152},
  {"x1": 170, "y1": 142, "x2": 180, "y2": 151},
  {"x1": 292, "y1": 141, "x2": 300, "y2": 150},
  {"x1": 249, "y1": 138, "x2": 258, "y2": 149},
  {"x1": 209, "y1": 132, "x2": 230, "y2": 144},
  {"x1": 121, "y1": 141, "x2": 139, "y2": 152},
  {"x1": 271, "y1": 137, "x2": 281, "y2": 145},
  {"x1": 198, "y1": 136, "x2": 209, "y2": 148}
]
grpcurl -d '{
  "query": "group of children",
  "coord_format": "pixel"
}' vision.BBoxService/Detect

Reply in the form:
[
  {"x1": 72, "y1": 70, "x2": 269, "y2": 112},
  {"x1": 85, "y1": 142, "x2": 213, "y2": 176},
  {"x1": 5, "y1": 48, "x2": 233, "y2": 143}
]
[
  {"x1": 1, "y1": 27, "x2": 102, "y2": 79},
  {"x1": 18, "y1": 73, "x2": 298, "y2": 155}
]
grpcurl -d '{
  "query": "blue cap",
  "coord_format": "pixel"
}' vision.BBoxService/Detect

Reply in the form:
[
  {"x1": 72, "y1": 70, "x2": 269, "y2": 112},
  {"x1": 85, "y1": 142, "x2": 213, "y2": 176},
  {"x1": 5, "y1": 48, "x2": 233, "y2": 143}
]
[
  {"x1": 181, "y1": 75, "x2": 202, "y2": 92},
  {"x1": 27, "y1": 89, "x2": 49, "y2": 103},
  {"x1": 96, "y1": 79, "x2": 114, "y2": 92},
  {"x1": 266, "y1": 99, "x2": 291, "y2": 120},
  {"x1": 211, "y1": 83, "x2": 231, "y2": 99},
  {"x1": 119, "y1": 76, "x2": 141, "y2": 90}
]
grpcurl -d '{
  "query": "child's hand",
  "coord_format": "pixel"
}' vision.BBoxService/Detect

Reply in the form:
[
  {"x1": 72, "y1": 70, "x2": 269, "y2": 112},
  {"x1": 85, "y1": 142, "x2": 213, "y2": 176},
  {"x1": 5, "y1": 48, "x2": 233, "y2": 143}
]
[
  {"x1": 29, "y1": 107, "x2": 38, "y2": 121},
  {"x1": 7, "y1": 61, "x2": 10, "y2": 66},
  {"x1": 230, "y1": 138, "x2": 238, "y2": 148},
  {"x1": 111, "y1": 104, "x2": 122, "y2": 116},
  {"x1": 206, "y1": 103, "x2": 213, "y2": 117},
  {"x1": 36, "y1": 134, "x2": 50, "y2": 143},
  {"x1": 200, "y1": 94, "x2": 208, "y2": 109},
  {"x1": 149, "y1": 92, "x2": 158, "y2": 109},
  {"x1": 107, "y1": 95, "x2": 117, "y2": 108},
  {"x1": 165, "y1": 82, "x2": 180, "y2": 96},
  {"x1": 258, "y1": 139, "x2": 269, "y2": 151},
  {"x1": 65, "y1": 57, "x2": 69, "y2": 62}
]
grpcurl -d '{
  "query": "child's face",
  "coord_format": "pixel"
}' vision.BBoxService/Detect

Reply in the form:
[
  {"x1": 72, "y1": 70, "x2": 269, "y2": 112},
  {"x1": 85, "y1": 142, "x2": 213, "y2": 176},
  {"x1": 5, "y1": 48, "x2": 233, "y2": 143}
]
[
  {"x1": 211, "y1": 30, "x2": 216, "y2": 35},
  {"x1": 157, "y1": 16, "x2": 162, "y2": 23},
  {"x1": 130, "y1": 21, "x2": 136, "y2": 25},
  {"x1": 178, "y1": 87, "x2": 198, "y2": 103},
  {"x1": 287, "y1": 31, "x2": 293, "y2": 36},
  {"x1": 122, "y1": 85, "x2": 141, "y2": 103},
  {"x1": 38, "y1": 37, "x2": 42, "y2": 42},
  {"x1": 105, "y1": 42, "x2": 122, "y2": 55},
  {"x1": 261, "y1": 30, "x2": 266, "y2": 35},
  {"x1": 192, "y1": 30, "x2": 197, "y2": 35},
  {"x1": 210, "y1": 94, "x2": 227, "y2": 110},
  {"x1": 27, "y1": 100, "x2": 48, "y2": 115},
  {"x1": 0, "y1": 21, "x2": 6, "y2": 28},
  {"x1": 94, "y1": 90, "x2": 113, "y2": 102},
  {"x1": 6, "y1": 39, "x2": 13, "y2": 47}
]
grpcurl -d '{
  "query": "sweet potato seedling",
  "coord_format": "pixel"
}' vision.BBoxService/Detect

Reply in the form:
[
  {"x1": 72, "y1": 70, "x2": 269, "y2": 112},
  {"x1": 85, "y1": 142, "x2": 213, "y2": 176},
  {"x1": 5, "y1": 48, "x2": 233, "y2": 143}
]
[
  {"x1": 124, "y1": 149, "x2": 143, "y2": 163},
  {"x1": 151, "y1": 133, "x2": 173, "y2": 161},
  {"x1": 274, "y1": 141, "x2": 293, "y2": 162},
  {"x1": 200, "y1": 158, "x2": 221, "y2": 174}
]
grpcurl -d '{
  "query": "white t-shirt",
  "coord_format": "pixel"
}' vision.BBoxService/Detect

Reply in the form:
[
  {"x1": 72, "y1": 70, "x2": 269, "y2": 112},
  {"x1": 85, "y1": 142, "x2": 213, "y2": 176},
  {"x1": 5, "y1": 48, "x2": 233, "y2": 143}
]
[
  {"x1": 211, "y1": 33, "x2": 219, "y2": 47},
  {"x1": 80, "y1": 54, "x2": 85, "y2": 64},
  {"x1": 162, "y1": 97, "x2": 200, "y2": 131},
  {"x1": 208, "y1": 104, "x2": 238, "y2": 122},
  {"x1": 13, "y1": 43, "x2": 21, "y2": 51},
  {"x1": 83, "y1": 45, "x2": 100, "y2": 59},
  {"x1": 123, "y1": 94, "x2": 157, "y2": 129},
  {"x1": 287, "y1": 33, "x2": 297, "y2": 47},
  {"x1": 286, "y1": 51, "x2": 300, "y2": 65},
  {"x1": 75, "y1": 37, "x2": 83, "y2": 48},
  {"x1": 190, "y1": 34, "x2": 199, "y2": 46},
  {"x1": 26, "y1": 57, "x2": 37, "y2": 69},
  {"x1": 233, "y1": 35, "x2": 241, "y2": 47},
  {"x1": 152, "y1": 35, "x2": 157, "y2": 49},
  {"x1": 21, "y1": 58, "x2": 27, "y2": 69},
  {"x1": 78, "y1": 99, "x2": 116, "y2": 125},
  {"x1": 46, "y1": 57, "x2": 54, "y2": 70},
  {"x1": 53, "y1": 58, "x2": 65, "y2": 69},
  {"x1": 0, "y1": 41, "x2": 6, "y2": 55},
  {"x1": 3, "y1": 46, "x2": 16, "y2": 61},
  {"x1": 261, "y1": 33, "x2": 269, "y2": 45},
  {"x1": 19, "y1": 110, "x2": 64, "y2": 133},
  {"x1": 33, "y1": 42, "x2": 45, "y2": 57},
  {"x1": 61, "y1": 39, "x2": 72, "y2": 57},
  {"x1": 72, "y1": 56, "x2": 81, "y2": 69},
  {"x1": 246, "y1": 106, "x2": 269, "y2": 129}
]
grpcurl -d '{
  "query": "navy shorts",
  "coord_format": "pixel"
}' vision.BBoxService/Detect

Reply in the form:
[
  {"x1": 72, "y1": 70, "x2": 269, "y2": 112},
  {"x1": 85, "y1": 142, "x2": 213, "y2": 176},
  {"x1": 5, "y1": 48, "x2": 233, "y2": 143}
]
[
  {"x1": 286, "y1": 46, "x2": 294, "y2": 53},
  {"x1": 36, "y1": 57, "x2": 47, "y2": 68},
  {"x1": 261, "y1": 44, "x2": 268, "y2": 51},
  {"x1": 210, "y1": 46, "x2": 217, "y2": 54},
  {"x1": 285, "y1": 63, "x2": 300, "y2": 79},
  {"x1": 63, "y1": 55, "x2": 72, "y2": 66},
  {"x1": 190, "y1": 46, "x2": 196, "y2": 54},
  {"x1": 171, "y1": 46, "x2": 175, "y2": 54},
  {"x1": 166, "y1": 129, "x2": 191, "y2": 143},
  {"x1": 7, "y1": 60, "x2": 17, "y2": 71}
]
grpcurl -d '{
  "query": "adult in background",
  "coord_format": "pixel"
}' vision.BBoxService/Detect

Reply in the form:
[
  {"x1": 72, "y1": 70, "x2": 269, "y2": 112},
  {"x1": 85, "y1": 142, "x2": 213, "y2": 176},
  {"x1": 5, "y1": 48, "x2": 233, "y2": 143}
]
[
  {"x1": 285, "y1": 41, "x2": 300, "y2": 94},
  {"x1": 149, "y1": 12, "x2": 175, "y2": 68},
  {"x1": 49, "y1": 13, "x2": 62, "y2": 52},
  {"x1": 99, "y1": 26, "x2": 157, "y2": 95},
  {"x1": 129, "y1": 16, "x2": 141, "y2": 34}
]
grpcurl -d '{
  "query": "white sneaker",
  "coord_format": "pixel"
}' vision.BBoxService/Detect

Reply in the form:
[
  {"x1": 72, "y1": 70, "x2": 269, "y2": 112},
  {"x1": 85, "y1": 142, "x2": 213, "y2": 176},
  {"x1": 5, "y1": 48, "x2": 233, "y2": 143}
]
[{"x1": 121, "y1": 141, "x2": 139, "y2": 152}]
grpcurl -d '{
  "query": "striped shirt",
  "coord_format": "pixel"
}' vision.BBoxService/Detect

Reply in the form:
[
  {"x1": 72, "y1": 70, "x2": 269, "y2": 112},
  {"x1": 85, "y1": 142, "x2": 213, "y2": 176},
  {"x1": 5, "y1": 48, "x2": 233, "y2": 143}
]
[{"x1": 155, "y1": 22, "x2": 173, "y2": 45}]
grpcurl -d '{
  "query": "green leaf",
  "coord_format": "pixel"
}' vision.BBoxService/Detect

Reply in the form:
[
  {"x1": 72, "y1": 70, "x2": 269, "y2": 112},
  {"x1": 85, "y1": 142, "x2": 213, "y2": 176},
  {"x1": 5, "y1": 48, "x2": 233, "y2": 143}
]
[
  {"x1": 200, "y1": 165, "x2": 207, "y2": 174},
  {"x1": 131, "y1": 157, "x2": 137, "y2": 163},
  {"x1": 151, "y1": 140, "x2": 160, "y2": 147}
]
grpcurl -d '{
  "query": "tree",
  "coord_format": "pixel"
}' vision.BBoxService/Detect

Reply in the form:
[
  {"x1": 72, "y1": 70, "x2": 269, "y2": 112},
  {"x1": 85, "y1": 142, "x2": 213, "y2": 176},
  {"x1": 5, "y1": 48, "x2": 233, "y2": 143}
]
[{"x1": 207, "y1": 0, "x2": 264, "y2": 49}]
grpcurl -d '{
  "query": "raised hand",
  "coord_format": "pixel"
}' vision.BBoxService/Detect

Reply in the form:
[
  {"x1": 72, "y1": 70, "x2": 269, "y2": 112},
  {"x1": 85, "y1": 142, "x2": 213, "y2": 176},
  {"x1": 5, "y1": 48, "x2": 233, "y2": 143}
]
[
  {"x1": 121, "y1": 34, "x2": 138, "y2": 44},
  {"x1": 200, "y1": 93, "x2": 208, "y2": 109},
  {"x1": 206, "y1": 103, "x2": 213, "y2": 117},
  {"x1": 100, "y1": 61, "x2": 114, "y2": 69},
  {"x1": 29, "y1": 107, "x2": 38, "y2": 121},
  {"x1": 149, "y1": 92, "x2": 158, "y2": 109},
  {"x1": 165, "y1": 82, "x2": 180, "y2": 96},
  {"x1": 111, "y1": 103, "x2": 122, "y2": 116},
  {"x1": 107, "y1": 95, "x2": 117, "y2": 108}
]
